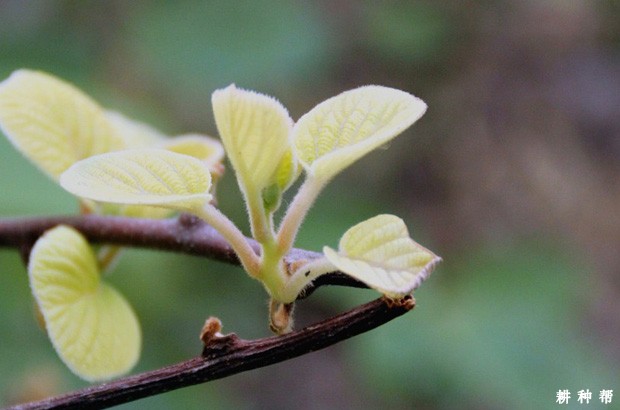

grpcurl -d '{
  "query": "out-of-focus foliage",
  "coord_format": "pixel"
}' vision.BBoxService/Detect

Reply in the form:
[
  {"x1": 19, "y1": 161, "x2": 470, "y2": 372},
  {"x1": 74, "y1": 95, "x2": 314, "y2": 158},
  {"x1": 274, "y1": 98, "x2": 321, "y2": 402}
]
[
  {"x1": 350, "y1": 244, "x2": 614, "y2": 409},
  {"x1": 1, "y1": 1, "x2": 618, "y2": 409}
]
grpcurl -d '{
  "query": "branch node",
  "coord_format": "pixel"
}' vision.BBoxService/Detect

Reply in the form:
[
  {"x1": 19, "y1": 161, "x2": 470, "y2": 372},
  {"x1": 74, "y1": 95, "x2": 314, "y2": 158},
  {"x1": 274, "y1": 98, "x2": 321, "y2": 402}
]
[
  {"x1": 178, "y1": 213, "x2": 204, "y2": 229},
  {"x1": 285, "y1": 258, "x2": 309, "y2": 277},
  {"x1": 269, "y1": 300, "x2": 295, "y2": 334},
  {"x1": 200, "y1": 317, "x2": 241, "y2": 359},
  {"x1": 383, "y1": 294, "x2": 416, "y2": 310},
  {"x1": 199, "y1": 316, "x2": 222, "y2": 345}
]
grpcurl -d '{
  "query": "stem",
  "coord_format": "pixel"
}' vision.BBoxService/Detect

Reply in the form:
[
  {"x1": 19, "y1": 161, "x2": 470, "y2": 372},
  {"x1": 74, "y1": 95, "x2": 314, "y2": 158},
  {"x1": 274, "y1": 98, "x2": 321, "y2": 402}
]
[
  {"x1": 257, "y1": 240, "x2": 287, "y2": 301},
  {"x1": 276, "y1": 177, "x2": 325, "y2": 256},
  {"x1": 97, "y1": 245, "x2": 124, "y2": 274},
  {"x1": 244, "y1": 185, "x2": 273, "y2": 244},
  {"x1": 193, "y1": 204, "x2": 260, "y2": 277}
]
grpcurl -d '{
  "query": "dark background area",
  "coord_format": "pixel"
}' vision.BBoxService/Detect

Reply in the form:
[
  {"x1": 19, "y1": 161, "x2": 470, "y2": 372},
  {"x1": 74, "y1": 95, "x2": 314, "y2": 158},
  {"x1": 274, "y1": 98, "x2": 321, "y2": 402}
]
[{"x1": 1, "y1": 1, "x2": 618, "y2": 408}]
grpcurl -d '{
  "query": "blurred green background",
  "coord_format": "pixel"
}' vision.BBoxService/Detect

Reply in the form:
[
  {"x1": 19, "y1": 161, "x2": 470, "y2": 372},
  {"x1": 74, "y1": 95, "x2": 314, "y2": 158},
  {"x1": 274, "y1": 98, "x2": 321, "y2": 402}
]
[{"x1": 1, "y1": 1, "x2": 619, "y2": 408}]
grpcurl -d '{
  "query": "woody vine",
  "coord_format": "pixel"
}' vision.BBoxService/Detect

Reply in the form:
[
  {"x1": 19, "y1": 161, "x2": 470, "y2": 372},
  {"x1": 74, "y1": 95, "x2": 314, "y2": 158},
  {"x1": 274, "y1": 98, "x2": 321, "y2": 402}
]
[{"x1": 0, "y1": 70, "x2": 439, "y2": 408}]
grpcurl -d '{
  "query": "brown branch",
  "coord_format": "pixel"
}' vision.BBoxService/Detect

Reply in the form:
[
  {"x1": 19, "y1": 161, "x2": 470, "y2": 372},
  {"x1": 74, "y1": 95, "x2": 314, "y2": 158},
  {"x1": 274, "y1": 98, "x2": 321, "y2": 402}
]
[
  {"x1": 0, "y1": 214, "x2": 366, "y2": 296},
  {"x1": 1, "y1": 214, "x2": 420, "y2": 408},
  {"x1": 0, "y1": 214, "x2": 247, "y2": 264},
  {"x1": 9, "y1": 296, "x2": 415, "y2": 410}
]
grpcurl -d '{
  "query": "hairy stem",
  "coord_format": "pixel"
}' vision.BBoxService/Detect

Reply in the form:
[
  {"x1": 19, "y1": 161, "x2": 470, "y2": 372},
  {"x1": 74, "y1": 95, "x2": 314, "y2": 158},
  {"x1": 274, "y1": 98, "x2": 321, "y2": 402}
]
[
  {"x1": 193, "y1": 204, "x2": 261, "y2": 277},
  {"x1": 97, "y1": 245, "x2": 124, "y2": 274},
  {"x1": 276, "y1": 177, "x2": 325, "y2": 256},
  {"x1": 244, "y1": 186, "x2": 274, "y2": 244}
]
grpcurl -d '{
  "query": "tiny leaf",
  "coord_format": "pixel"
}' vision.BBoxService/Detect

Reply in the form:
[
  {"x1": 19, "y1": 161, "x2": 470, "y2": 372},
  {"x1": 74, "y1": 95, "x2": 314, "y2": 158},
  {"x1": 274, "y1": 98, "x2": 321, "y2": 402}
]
[
  {"x1": 293, "y1": 85, "x2": 426, "y2": 181},
  {"x1": 323, "y1": 214, "x2": 439, "y2": 297},
  {"x1": 0, "y1": 69, "x2": 124, "y2": 180},
  {"x1": 261, "y1": 149, "x2": 300, "y2": 213},
  {"x1": 271, "y1": 149, "x2": 300, "y2": 192},
  {"x1": 28, "y1": 225, "x2": 141, "y2": 381},
  {"x1": 212, "y1": 84, "x2": 293, "y2": 193},
  {"x1": 262, "y1": 183, "x2": 281, "y2": 213},
  {"x1": 60, "y1": 149, "x2": 212, "y2": 212}
]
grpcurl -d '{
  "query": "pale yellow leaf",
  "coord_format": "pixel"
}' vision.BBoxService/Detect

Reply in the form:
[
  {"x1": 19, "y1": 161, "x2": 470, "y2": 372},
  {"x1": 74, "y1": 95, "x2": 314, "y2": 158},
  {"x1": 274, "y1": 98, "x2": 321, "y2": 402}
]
[
  {"x1": 105, "y1": 110, "x2": 166, "y2": 149},
  {"x1": 212, "y1": 84, "x2": 293, "y2": 193},
  {"x1": 323, "y1": 214, "x2": 439, "y2": 297},
  {"x1": 160, "y1": 134, "x2": 225, "y2": 172},
  {"x1": 60, "y1": 149, "x2": 212, "y2": 212},
  {"x1": 0, "y1": 70, "x2": 125, "y2": 180},
  {"x1": 28, "y1": 226, "x2": 141, "y2": 381},
  {"x1": 118, "y1": 205, "x2": 174, "y2": 219},
  {"x1": 293, "y1": 86, "x2": 426, "y2": 181},
  {"x1": 82, "y1": 200, "x2": 175, "y2": 220}
]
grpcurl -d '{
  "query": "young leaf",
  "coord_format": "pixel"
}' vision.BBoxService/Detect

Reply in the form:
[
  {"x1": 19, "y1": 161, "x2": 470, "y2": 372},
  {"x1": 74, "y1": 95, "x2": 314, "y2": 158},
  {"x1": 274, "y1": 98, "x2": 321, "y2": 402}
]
[
  {"x1": 271, "y1": 149, "x2": 300, "y2": 193},
  {"x1": 106, "y1": 110, "x2": 166, "y2": 149},
  {"x1": 262, "y1": 149, "x2": 300, "y2": 212},
  {"x1": 0, "y1": 69, "x2": 125, "y2": 180},
  {"x1": 212, "y1": 84, "x2": 293, "y2": 194},
  {"x1": 28, "y1": 225, "x2": 141, "y2": 381},
  {"x1": 323, "y1": 214, "x2": 440, "y2": 297},
  {"x1": 60, "y1": 149, "x2": 212, "y2": 212},
  {"x1": 159, "y1": 134, "x2": 225, "y2": 174},
  {"x1": 82, "y1": 200, "x2": 175, "y2": 220},
  {"x1": 293, "y1": 86, "x2": 426, "y2": 181}
]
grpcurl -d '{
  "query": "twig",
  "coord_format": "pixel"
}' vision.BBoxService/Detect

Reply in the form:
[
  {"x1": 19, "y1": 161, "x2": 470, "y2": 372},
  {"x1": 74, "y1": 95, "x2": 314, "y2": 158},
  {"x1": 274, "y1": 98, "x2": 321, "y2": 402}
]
[
  {"x1": 0, "y1": 214, "x2": 366, "y2": 296},
  {"x1": 8, "y1": 296, "x2": 415, "y2": 409},
  {"x1": 0, "y1": 214, "x2": 417, "y2": 408},
  {"x1": 0, "y1": 214, "x2": 246, "y2": 264}
]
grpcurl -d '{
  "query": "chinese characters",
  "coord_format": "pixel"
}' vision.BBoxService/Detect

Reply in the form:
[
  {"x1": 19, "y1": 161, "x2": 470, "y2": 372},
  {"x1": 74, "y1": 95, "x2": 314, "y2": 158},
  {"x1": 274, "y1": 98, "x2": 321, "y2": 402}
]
[{"x1": 556, "y1": 389, "x2": 613, "y2": 405}]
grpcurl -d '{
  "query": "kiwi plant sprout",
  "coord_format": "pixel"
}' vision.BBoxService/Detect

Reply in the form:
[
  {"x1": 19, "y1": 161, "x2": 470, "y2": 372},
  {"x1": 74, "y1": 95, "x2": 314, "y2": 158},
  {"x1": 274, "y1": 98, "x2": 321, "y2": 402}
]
[{"x1": 0, "y1": 69, "x2": 439, "y2": 385}]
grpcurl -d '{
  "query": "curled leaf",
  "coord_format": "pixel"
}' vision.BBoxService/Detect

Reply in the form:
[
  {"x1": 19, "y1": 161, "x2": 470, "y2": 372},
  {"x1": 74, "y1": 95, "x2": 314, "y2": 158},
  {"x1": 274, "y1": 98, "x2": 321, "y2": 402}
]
[
  {"x1": 293, "y1": 85, "x2": 426, "y2": 181},
  {"x1": 323, "y1": 214, "x2": 440, "y2": 297},
  {"x1": 28, "y1": 225, "x2": 141, "y2": 381},
  {"x1": 0, "y1": 69, "x2": 124, "y2": 180},
  {"x1": 212, "y1": 84, "x2": 293, "y2": 193},
  {"x1": 60, "y1": 149, "x2": 212, "y2": 212}
]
